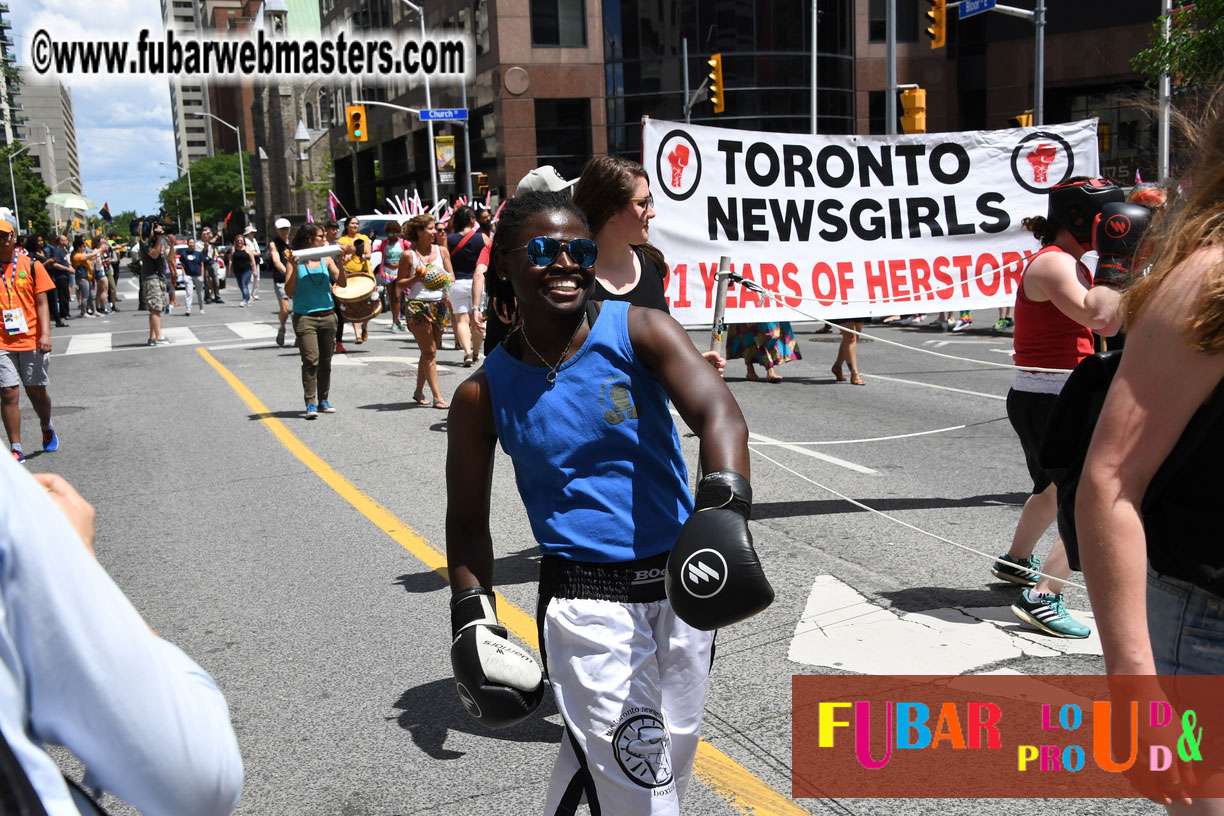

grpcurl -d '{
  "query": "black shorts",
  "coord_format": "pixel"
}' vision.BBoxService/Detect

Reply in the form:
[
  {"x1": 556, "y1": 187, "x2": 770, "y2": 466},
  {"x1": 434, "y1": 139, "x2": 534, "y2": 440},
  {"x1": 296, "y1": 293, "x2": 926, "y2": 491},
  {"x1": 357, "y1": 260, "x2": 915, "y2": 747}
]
[{"x1": 1006, "y1": 388, "x2": 1058, "y2": 495}]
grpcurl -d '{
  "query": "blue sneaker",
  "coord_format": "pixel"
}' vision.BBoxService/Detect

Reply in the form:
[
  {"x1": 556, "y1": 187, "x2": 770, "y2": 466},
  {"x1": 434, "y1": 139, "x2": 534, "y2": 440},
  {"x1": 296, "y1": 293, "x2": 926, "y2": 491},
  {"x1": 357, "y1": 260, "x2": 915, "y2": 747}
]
[
  {"x1": 991, "y1": 553, "x2": 1042, "y2": 587},
  {"x1": 42, "y1": 426, "x2": 59, "y2": 453},
  {"x1": 1011, "y1": 591, "x2": 1091, "y2": 638},
  {"x1": 10, "y1": 447, "x2": 24, "y2": 464},
  {"x1": 319, "y1": 401, "x2": 336, "y2": 413},
  {"x1": 304, "y1": 403, "x2": 318, "y2": 420}
]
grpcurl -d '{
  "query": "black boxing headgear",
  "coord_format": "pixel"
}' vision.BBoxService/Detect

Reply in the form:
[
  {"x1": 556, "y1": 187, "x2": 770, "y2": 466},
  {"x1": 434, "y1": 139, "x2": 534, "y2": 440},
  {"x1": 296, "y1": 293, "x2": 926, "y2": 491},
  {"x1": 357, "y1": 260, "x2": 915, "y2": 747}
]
[{"x1": 1047, "y1": 179, "x2": 1125, "y2": 245}]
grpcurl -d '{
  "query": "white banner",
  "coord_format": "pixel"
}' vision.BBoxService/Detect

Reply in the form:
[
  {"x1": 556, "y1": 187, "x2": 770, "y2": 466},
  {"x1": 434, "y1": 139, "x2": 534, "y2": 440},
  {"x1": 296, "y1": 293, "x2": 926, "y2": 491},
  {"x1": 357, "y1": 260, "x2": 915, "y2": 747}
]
[{"x1": 642, "y1": 118, "x2": 1101, "y2": 325}]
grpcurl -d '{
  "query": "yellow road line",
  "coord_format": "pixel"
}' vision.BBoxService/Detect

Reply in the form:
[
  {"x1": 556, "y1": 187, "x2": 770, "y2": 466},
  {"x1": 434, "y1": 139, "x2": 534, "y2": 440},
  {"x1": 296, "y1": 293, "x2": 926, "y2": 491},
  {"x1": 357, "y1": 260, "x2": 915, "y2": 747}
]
[{"x1": 200, "y1": 347, "x2": 810, "y2": 816}]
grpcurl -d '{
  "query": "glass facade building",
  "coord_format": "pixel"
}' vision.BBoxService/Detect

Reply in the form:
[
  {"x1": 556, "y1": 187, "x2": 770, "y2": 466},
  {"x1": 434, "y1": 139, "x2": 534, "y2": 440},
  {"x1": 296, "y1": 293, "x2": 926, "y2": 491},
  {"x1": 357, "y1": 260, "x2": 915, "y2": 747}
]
[{"x1": 602, "y1": 0, "x2": 855, "y2": 158}]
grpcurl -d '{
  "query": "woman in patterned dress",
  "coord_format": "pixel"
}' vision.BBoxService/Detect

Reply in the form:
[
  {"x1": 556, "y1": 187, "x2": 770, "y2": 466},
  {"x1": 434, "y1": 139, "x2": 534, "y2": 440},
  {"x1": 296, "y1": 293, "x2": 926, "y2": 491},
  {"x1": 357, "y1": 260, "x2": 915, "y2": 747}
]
[{"x1": 727, "y1": 322, "x2": 801, "y2": 383}]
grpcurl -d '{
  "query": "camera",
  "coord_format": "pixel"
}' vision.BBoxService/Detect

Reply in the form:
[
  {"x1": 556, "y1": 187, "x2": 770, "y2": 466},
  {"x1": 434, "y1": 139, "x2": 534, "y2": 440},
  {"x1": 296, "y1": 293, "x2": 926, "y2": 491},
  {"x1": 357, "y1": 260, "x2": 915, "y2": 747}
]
[{"x1": 131, "y1": 216, "x2": 168, "y2": 244}]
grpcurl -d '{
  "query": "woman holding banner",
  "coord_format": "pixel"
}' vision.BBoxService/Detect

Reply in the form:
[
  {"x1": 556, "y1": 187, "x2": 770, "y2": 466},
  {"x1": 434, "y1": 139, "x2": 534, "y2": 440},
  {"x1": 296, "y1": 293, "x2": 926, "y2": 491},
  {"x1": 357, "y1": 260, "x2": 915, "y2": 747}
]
[
  {"x1": 727, "y1": 322, "x2": 801, "y2": 383},
  {"x1": 570, "y1": 156, "x2": 726, "y2": 373}
]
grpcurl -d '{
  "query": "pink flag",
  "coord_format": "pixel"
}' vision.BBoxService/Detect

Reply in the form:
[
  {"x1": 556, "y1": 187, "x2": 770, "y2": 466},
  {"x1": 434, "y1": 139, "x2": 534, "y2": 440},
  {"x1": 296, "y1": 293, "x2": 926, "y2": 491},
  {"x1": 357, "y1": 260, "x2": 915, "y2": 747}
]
[
  {"x1": 1135, "y1": 168, "x2": 1144, "y2": 184},
  {"x1": 484, "y1": 190, "x2": 491, "y2": 209},
  {"x1": 492, "y1": 200, "x2": 506, "y2": 223},
  {"x1": 306, "y1": 208, "x2": 315, "y2": 223},
  {"x1": 327, "y1": 190, "x2": 340, "y2": 221}
]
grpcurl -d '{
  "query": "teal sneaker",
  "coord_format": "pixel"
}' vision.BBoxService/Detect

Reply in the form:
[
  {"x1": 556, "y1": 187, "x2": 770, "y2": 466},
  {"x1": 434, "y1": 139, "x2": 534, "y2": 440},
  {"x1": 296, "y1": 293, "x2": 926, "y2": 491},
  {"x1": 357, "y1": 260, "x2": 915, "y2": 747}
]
[
  {"x1": 1010, "y1": 591, "x2": 1091, "y2": 639},
  {"x1": 991, "y1": 553, "x2": 1042, "y2": 587}
]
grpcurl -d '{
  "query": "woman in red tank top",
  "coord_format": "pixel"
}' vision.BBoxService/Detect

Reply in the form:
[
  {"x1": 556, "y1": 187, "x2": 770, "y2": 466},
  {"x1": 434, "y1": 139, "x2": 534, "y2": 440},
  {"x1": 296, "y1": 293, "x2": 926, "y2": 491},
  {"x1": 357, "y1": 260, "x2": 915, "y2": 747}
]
[{"x1": 990, "y1": 179, "x2": 1124, "y2": 640}]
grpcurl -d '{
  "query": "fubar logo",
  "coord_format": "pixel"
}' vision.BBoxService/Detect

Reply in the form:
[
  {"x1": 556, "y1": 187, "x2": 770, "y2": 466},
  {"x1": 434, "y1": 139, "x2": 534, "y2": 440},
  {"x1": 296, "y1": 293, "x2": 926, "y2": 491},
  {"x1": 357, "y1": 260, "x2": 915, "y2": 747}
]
[
  {"x1": 679, "y1": 548, "x2": 727, "y2": 599},
  {"x1": 656, "y1": 129, "x2": 702, "y2": 201}
]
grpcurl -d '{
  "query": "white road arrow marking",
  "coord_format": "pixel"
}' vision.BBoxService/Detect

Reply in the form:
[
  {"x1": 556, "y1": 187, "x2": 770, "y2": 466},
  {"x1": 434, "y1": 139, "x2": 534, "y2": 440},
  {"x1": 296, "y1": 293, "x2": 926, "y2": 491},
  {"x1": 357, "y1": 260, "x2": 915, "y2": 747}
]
[{"x1": 787, "y1": 575, "x2": 1101, "y2": 675}]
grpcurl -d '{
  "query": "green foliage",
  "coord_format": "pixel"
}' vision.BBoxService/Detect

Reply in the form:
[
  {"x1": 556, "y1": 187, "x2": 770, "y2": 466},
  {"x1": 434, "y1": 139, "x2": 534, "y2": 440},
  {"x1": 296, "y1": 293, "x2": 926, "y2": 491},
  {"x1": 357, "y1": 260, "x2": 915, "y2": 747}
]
[
  {"x1": 1132, "y1": 0, "x2": 1224, "y2": 90},
  {"x1": 158, "y1": 152, "x2": 251, "y2": 236},
  {"x1": 111, "y1": 209, "x2": 138, "y2": 238},
  {"x1": 0, "y1": 145, "x2": 53, "y2": 235}
]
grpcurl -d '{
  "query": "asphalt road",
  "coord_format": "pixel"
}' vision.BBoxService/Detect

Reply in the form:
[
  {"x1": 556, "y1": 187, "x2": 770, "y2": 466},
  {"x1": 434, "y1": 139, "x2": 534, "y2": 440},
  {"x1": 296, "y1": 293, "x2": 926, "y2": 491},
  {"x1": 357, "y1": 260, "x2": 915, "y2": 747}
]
[{"x1": 26, "y1": 277, "x2": 1161, "y2": 816}]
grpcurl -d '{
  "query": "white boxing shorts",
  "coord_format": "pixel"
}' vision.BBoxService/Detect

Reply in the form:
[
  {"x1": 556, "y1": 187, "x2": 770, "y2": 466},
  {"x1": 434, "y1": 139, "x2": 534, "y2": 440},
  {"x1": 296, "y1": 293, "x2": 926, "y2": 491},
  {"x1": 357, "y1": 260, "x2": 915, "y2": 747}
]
[{"x1": 537, "y1": 553, "x2": 714, "y2": 815}]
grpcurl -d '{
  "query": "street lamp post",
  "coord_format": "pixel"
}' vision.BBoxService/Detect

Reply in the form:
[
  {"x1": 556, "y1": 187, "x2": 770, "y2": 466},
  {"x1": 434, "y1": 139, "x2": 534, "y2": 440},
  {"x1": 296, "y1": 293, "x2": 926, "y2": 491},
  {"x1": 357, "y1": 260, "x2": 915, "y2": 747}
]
[
  {"x1": 185, "y1": 111, "x2": 247, "y2": 224},
  {"x1": 159, "y1": 160, "x2": 197, "y2": 243},
  {"x1": 6, "y1": 142, "x2": 46, "y2": 230},
  {"x1": 399, "y1": 0, "x2": 438, "y2": 204}
]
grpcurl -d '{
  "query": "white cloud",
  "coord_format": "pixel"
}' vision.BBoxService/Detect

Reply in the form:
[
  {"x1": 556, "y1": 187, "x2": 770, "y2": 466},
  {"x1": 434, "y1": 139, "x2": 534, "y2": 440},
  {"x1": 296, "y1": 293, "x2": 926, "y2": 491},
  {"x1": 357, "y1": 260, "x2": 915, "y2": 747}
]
[{"x1": 11, "y1": 1, "x2": 175, "y2": 216}]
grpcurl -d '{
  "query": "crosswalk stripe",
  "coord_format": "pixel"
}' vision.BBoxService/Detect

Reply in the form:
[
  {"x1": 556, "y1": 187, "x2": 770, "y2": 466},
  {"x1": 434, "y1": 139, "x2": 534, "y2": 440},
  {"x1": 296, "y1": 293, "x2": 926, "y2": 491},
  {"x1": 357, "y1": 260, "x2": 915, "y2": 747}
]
[
  {"x1": 63, "y1": 333, "x2": 113, "y2": 356},
  {"x1": 227, "y1": 321, "x2": 280, "y2": 340},
  {"x1": 162, "y1": 326, "x2": 201, "y2": 346}
]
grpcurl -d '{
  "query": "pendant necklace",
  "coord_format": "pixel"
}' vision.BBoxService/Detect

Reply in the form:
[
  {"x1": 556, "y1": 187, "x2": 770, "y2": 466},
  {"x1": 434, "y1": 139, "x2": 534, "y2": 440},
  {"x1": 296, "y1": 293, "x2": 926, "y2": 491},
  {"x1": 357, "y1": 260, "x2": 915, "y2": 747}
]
[{"x1": 520, "y1": 312, "x2": 586, "y2": 386}]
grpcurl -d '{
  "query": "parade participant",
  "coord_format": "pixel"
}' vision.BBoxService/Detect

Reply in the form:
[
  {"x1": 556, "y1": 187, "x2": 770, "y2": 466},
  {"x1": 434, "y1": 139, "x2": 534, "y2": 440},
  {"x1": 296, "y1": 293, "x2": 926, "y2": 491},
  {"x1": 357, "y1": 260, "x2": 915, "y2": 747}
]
[
  {"x1": 729, "y1": 321, "x2": 801, "y2": 382},
  {"x1": 397, "y1": 214, "x2": 453, "y2": 408},
  {"x1": 990, "y1": 177, "x2": 1124, "y2": 639},
  {"x1": 337, "y1": 216, "x2": 372, "y2": 343},
  {"x1": 378, "y1": 220, "x2": 408, "y2": 332},
  {"x1": 446, "y1": 206, "x2": 489, "y2": 366},
  {"x1": 230, "y1": 234, "x2": 257, "y2": 307},
  {"x1": 284, "y1": 223, "x2": 346, "y2": 419},
  {"x1": 830, "y1": 318, "x2": 867, "y2": 385},
  {"x1": 106, "y1": 231, "x2": 122, "y2": 310},
  {"x1": 0, "y1": 221, "x2": 57, "y2": 463},
  {"x1": 90, "y1": 237, "x2": 111, "y2": 315},
  {"x1": 269, "y1": 218, "x2": 293, "y2": 346},
  {"x1": 1079, "y1": 94, "x2": 1224, "y2": 683},
  {"x1": 447, "y1": 191, "x2": 763, "y2": 814},
  {"x1": 0, "y1": 462, "x2": 244, "y2": 815}
]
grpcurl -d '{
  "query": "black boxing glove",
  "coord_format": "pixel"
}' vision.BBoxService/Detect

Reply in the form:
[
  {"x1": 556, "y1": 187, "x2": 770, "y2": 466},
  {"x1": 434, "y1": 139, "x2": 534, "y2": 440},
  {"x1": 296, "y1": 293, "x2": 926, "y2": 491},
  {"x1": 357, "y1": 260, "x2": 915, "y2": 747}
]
[
  {"x1": 450, "y1": 587, "x2": 544, "y2": 729},
  {"x1": 665, "y1": 471, "x2": 774, "y2": 631},
  {"x1": 1092, "y1": 202, "x2": 1152, "y2": 289}
]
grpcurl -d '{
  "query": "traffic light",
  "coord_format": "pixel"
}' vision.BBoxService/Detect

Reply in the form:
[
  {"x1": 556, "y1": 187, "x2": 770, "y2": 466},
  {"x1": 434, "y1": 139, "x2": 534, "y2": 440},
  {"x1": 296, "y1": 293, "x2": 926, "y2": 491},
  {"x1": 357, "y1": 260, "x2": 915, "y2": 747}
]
[
  {"x1": 477, "y1": 173, "x2": 489, "y2": 195},
  {"x1": 1008, "y1": 111, "x2": 1034, "y2": 128},
  {"x1": 899, "y1": 88, "x2": 927, "y2": 134},
  {"x1": 346, "y1": 105, "x2": 367, "y2": 142},
  {"x1": 707, "y1": 53, "x2": 725, "y2": 114},
  {"x1": 925, "y1": 0, "x2": 946, "y2": 49}
]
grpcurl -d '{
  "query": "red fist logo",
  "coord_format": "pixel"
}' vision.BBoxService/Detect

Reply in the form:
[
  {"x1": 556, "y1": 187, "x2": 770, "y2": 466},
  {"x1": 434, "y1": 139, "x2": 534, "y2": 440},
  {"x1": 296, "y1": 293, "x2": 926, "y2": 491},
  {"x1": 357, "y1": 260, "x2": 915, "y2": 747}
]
[
  {"x1": 1104, "y1": 214, "x2": 1132, "y2": 239},
  {"x1": 667, "y1": 144, "x2": 691, "y2": 188},
  {"x1": 1025, "y1": 143, "x2": 1058, "y2": 183}
]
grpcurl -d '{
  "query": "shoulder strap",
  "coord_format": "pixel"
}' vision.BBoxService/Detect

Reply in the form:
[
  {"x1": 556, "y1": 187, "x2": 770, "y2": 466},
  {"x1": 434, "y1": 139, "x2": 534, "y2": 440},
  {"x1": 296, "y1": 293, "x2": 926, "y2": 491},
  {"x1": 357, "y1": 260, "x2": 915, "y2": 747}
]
[
  {"x1": 0, "y1": 724, "x2": 51, "y2": 815},
  {"x1": 453, "y1": 229, "x2": 479, "y2": 255}
]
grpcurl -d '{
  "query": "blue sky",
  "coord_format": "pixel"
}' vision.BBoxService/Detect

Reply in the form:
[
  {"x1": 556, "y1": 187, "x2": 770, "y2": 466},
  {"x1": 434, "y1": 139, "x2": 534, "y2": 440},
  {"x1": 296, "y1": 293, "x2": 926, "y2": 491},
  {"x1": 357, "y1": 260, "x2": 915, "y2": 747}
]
[{"x1": 11, "y1": 0, "x2": 176, "y2": 217}]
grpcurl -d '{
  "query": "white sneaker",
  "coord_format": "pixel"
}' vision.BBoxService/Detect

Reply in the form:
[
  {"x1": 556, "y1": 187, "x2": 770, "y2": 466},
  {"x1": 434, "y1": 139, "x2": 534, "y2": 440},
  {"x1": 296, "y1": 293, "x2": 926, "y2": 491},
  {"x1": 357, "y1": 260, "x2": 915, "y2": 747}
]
[{"x1": 952, "y1": 318, "x2": 972, "y2": 332}]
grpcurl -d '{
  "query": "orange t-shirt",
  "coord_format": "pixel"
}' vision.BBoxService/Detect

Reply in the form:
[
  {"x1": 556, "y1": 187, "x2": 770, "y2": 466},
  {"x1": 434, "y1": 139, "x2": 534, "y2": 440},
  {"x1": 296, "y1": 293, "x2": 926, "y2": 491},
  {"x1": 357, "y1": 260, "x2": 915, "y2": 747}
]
[{"x1": 0, "y1": 254, "x2": 55, "y2": 352}]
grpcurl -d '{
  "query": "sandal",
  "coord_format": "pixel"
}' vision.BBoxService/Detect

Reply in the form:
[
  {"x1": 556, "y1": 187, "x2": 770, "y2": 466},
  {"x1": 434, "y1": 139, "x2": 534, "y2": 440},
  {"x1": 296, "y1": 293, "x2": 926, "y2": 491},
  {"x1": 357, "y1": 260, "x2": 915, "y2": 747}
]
[
  {"x1": 831, "y1": 364, "x2": 846, "y2": 382},
  {"x1": 433, "y1": 399, "x2": 450, "y2": 410},
  {"x1": 767, "y1": 373, "x2": 783, "y2": 384},
  {"x1": 850, "y1": 374, "x2": 866, "y2": 386},
  {"x1": 412, "y1": 392, "x2": 429, "y2": 405}
]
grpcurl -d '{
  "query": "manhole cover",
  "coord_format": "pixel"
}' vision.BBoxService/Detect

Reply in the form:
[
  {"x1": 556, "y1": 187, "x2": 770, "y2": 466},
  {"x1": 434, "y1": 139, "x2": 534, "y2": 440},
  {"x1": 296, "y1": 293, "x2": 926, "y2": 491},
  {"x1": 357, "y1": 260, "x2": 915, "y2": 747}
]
[{"x1": 387, "y1": 370, "x2": 416, "y2": 378}]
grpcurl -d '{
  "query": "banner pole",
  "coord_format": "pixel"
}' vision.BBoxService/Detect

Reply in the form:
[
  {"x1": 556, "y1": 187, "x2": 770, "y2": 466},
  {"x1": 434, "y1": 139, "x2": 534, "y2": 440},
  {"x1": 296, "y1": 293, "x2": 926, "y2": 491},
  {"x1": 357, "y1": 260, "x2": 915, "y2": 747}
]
[{"x1": 709, "y1": 255, "x2": 731, "y2": 355}]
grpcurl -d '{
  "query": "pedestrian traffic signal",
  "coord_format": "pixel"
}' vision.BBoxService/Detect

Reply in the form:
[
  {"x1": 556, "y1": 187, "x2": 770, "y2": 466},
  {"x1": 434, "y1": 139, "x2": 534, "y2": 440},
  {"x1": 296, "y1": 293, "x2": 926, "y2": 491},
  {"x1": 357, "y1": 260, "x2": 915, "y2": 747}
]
[
  {"x1": 708, "y1": 53, "x2": 725, "y2": 114},
  {"x1": 477, "y1": 173, "x2": 489, "y2": 195},
  {"x1": 346, "y1": 105, "x2": 368, "y2": 142},
  {"x1": 900, "y1": 88, "x2": 927, "y2": 134},
  {"x1": 925, "y1": 0, "x2": 946, "y2": 49},
  {"x1": 1008, "y1": 111, "x2": 1034, "y2": 128}
]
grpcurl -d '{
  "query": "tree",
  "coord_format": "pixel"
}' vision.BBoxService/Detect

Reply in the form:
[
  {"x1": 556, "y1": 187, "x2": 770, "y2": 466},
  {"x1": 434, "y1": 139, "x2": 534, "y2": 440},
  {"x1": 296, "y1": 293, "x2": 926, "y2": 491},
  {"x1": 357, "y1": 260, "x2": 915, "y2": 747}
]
[
  {"x1": 0, "y1": 145, "x2": 53, "y2": 236},
  {"x1": 158, "y1": 152, "x2": 251, "y2": 237},
  {"x1": 1132, "y1": 0, "x2": 1224, "y2": 91}
]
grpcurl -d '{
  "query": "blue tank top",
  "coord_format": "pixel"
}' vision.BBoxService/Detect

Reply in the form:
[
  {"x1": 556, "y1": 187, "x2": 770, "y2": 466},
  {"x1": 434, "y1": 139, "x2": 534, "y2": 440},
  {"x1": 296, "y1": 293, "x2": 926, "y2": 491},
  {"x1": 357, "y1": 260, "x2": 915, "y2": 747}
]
[
  {"x1": 291, "y1": 261, "x2": 336, "y2": 315},
  {"x1": 483, "y1": 300, "x2": 693, "y2": 563}
]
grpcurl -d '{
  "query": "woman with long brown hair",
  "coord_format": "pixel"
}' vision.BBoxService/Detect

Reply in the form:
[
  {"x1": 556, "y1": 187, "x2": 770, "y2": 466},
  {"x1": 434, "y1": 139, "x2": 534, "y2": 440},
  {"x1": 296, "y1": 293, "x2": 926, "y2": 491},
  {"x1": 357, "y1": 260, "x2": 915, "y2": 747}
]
[
  {"x1": 396, "y1": 213, "x2": 455, "y2": 408},
  {"x1": 1079, "y1": 92, "x2": 1224, "y2": 715}
]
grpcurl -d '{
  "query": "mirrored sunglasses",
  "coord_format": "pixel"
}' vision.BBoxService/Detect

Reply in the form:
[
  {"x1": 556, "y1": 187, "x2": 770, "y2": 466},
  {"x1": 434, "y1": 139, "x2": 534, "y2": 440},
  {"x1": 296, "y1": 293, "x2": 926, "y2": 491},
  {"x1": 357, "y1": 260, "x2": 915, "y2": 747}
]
[{"x1": 508, "y1": 236, "x2": 598, "y2": 269}]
